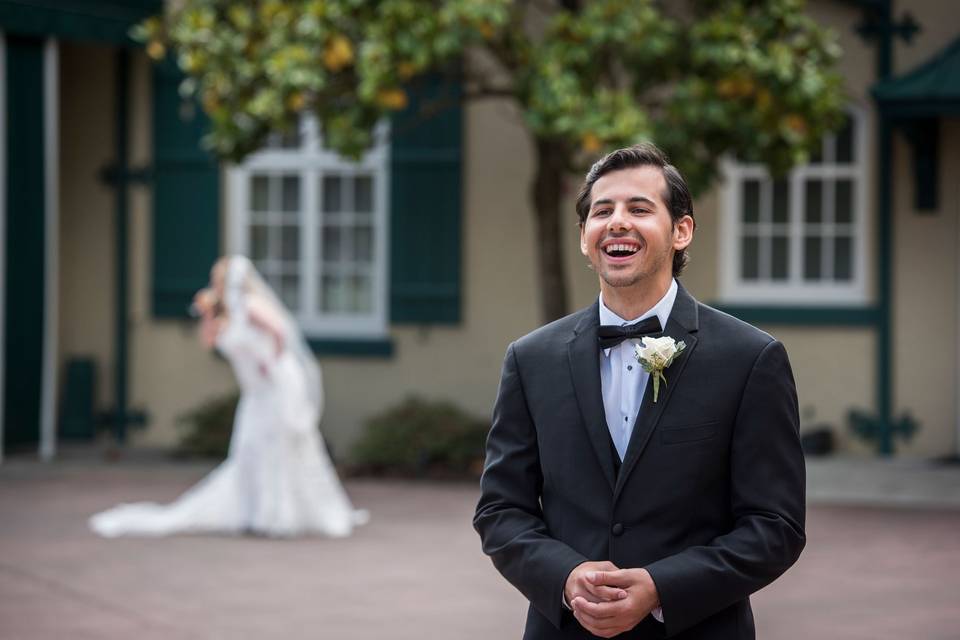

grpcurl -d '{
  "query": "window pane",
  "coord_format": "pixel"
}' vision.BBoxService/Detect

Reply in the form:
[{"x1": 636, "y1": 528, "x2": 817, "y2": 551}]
[
  {"x1": 741, "y1": 235, "x2": 759, "y2": 280},
  {"x1": 772, "y1": 179, "x2": 789, "y2": 224},
  {"x1": 836, "y1": 116, "x2": 854, "y2": 164},
  {"x1": 322, "y1": 225, "x2": 341, "y2": 262},
  {"x1": 267, "y1": 127, "x2": 301, "y2": 150},
  {"x1": 323, "y1": 175, "x2": 342, "y2": 212},
  {"x1": 281, "y1": 128, "x2": 301, "y2": 149},
  {"x1": 264, "y1": 273, "x2": 282, "y2": 297},
  {"x1": 250, "y1": 225, "x2": 269, "y2": 260},
  {"x1": 281, "y1": 225, "x2": 299, "y2": 261},
  {"x1": 354, "y1": 175, "x2": 373, "y2": 213},
  {"x1": 251, "y1": 175, "x2": 269, "y2": 212},
  {"x1": 835, "y1": 236, "x2": 853, "y2": 281},
  {"x1": 743, "y1": 180, "x2": 760, "y2": 224},
  {"x1": 350, "y1": 274, "x2": 373, "y2": 313},
  {"x1": 320, "y1": 274, "x2": 347, "y2": 312},
  {"x1": 809, "y1": 139, "x2": 824, "y2": 164},
  {"x1": 281, "y1": 176, "x2": 300, "y2": 212},
  {"x1": 835, "y1": 179, "x2": 853, "y2": 224},
  {"x1": 771, "y1": 235, "x2": 789, "y2": 280},
  {"x1": 354, "y1": 225, "x2": 373, "y2": 262},
  {"x1": 804, "y1": 237, "x2": 822, "y2": 280},
  {"x1": 279, "y1": 275, "x2": 300, "y2": 311},
  {"x1": 805, "y1": 180, "x2": 823, "y2": 223}
]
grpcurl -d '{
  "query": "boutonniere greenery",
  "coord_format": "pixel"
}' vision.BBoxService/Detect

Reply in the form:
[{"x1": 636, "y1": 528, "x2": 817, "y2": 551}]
[{"x1": 634, "y1": 336, "x2": 686, "y2": 403}]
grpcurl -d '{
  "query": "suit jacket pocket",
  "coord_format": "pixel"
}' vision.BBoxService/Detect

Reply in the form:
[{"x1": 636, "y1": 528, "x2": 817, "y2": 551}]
[{"x1": 660, "y1": 421, "x2": 718, "y2": 444}]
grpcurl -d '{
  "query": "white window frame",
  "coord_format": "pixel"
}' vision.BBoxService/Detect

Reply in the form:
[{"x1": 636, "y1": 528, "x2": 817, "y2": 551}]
[
  {"x1": 719, "y1": 105, "x2": 870, "y2": 306},
  {"x1": 227, "y1": 117, "x2": 390, "y2": 338}
]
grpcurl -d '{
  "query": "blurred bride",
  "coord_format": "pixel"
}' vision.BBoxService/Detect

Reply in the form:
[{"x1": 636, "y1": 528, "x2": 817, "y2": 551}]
[{"x1": 90, "y1": 255, "x2": 368, "y2": 538}]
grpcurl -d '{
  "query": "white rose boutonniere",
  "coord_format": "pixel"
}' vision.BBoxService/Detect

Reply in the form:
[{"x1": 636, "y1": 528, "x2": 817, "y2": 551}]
[{"x1": 634, "y1": 336, "x2": 686, "y2": 403}]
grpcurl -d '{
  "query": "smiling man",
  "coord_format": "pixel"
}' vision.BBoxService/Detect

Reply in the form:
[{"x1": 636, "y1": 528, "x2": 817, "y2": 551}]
[{"x1": 475, "y1": 143, "x2": 806, "y2": 639}]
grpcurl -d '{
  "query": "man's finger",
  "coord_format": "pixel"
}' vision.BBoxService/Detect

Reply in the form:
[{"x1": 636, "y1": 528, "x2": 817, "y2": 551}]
[
  {"x1": 587, "y1": 569, "x2": 636, "y2": 588},
  {"x1": 582, "y1": 581, "x2": 628, "y2": 602},
  {"x1": 572, "y1": 609, "x2": 620, "y2": 636},
  {"x1": 573, "y1": 612, "x2": 626, "y2": 638},
  {"x1": 571, "y1": 596, "x2": 624, "y2": 620}
]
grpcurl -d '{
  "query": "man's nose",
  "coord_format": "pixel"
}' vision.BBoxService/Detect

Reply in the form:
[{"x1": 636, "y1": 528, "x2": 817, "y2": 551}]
[{"x1": 607, "y1": 204, "x2": 631, "y2": 231}]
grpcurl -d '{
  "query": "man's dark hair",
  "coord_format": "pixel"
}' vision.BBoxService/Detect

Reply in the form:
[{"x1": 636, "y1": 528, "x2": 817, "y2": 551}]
[{"x1": 575, "y1": 142, "x2": 696, "y2": 277}]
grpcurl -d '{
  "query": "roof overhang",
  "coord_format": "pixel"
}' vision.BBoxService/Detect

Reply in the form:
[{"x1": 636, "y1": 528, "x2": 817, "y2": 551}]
[
  {"x1": 0, "y1": 0, "x2": 161, "y2": 46},
  {"x1": 873, "y1": 36, "x2": 960, "y2": 117}
]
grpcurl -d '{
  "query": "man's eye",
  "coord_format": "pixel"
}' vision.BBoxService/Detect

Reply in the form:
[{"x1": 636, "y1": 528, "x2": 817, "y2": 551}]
[{"x1": 593, "y1": 209, "x2": 611, "y2": 217}]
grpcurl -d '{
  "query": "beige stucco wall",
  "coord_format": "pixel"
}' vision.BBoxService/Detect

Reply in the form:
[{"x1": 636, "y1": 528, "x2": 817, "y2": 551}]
[
  {"x1": 767, "y1": 327, "x2": 876, "y2": 455},
  {"x1": 892, "y1": 119, "x2": 960, "y2": 456},
  {"x1": 58, "y1": 43, "x2": 117, "y2": 416},
  {"x1": 886, "y1": 0, "x2": 960, "y2": 457}
]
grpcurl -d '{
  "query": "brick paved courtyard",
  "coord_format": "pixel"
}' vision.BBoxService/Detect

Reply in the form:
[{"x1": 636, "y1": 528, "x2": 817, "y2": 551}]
[{"x1": 1, "y1": 457, "x2": 958, "y2": 639}]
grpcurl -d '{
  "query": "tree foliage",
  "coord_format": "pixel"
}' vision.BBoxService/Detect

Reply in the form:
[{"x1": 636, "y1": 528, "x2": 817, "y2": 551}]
[
  {"x1": 139, "y1": 0, "x2": 842, "y2": 180},
  {"x1": 138, "y1": 0, "x2": 845, "y2": 318}
]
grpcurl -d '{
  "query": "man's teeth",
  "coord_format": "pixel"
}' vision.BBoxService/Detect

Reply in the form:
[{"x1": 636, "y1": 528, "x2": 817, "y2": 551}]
[{"x1": 604, "y1": 244, "x2": 639, "y2": 256}]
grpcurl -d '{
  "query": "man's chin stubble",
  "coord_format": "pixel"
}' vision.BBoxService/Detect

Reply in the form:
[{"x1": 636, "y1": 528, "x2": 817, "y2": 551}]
[{"x1": 600, "y1": 271, "x2": 644, "y2": 289}]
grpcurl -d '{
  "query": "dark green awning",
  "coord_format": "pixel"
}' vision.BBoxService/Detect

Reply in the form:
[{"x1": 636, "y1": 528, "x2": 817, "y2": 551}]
[
  {"x1": 0, "y1": 0, "x2": 160, "y2": 45},
  {"x1": 873, "y1": 35, "x2": 960, "y2": 117}
]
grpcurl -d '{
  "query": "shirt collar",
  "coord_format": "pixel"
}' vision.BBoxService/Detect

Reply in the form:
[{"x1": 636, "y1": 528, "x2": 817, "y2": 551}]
[{"x1": 598, "y1": 279, "x2": 679, "y2": 357}]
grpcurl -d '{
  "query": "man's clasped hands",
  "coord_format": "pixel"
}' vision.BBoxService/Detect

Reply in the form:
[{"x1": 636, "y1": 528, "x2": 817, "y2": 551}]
[{"x1": 564, "y1": 561, "x2": 661, "y2": 638}]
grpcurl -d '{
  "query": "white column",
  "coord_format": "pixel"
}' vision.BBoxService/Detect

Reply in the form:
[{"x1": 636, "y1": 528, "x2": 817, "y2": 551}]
[
  {"x1": 39, "y1": 38, "x2": 58, "y2": 461},
  {"x1": 0, "y1": 32, "x2": 7, "y2": 465}
]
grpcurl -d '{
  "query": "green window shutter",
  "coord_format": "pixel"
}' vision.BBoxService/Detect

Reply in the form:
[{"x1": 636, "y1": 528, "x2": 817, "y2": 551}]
[
  {"x1": 151, "y1": 63, "x2": 219, "y2": 317},
  {"x1": 389, "y1": 76, "x2": 462, "y2": 324},
  {"x1": 3, "y1": 35, "x2": 45, "y2": 447}
]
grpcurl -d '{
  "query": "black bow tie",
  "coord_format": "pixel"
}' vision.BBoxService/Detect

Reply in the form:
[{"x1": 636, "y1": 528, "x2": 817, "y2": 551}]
[{"x1": 597, "y1": 316, "x2": 663, "y2": 350}]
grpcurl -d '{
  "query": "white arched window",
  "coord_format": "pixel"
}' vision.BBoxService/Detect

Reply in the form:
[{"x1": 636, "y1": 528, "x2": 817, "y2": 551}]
[{"x1": 719, "y1": 107, "x2": 869, "y2": 305}]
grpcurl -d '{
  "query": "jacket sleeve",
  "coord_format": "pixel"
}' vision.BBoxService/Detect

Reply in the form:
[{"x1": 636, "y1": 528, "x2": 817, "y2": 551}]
[
  {"x1": 644, "y1": 340, "x2": 806, "y2": 637},
  {"x1": 473, "y1": 342, "x2": 587, "y2": 629}
]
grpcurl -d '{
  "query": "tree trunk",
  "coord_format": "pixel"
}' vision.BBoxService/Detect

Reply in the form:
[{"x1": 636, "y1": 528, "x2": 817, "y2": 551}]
[{"x1": 531, "y1": 138, "x2": 570, "y2": 323}]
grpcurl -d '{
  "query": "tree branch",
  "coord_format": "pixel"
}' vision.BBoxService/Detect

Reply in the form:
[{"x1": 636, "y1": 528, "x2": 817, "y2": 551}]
[{"x1": 462, "y1": 84, "x2": 516, "y2": 100}]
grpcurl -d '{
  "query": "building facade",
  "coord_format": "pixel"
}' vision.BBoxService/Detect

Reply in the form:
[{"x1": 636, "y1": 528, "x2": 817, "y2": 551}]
[{"x1": 1, "y1": 0, "x2": 958, "y2": 463}]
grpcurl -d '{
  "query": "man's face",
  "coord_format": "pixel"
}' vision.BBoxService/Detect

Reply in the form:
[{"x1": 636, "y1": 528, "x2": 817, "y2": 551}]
[{"x1": 579, "y1": 165, "x2": 692, "y2": 291}]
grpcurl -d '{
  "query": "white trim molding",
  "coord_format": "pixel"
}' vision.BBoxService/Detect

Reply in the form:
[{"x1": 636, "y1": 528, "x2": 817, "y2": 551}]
[
  {"x1": 719, "y1": 106, "x2": 870, "y2": 307},
  {"x1": 40, "y1": 38, "x2": 58, "y2": 461}
]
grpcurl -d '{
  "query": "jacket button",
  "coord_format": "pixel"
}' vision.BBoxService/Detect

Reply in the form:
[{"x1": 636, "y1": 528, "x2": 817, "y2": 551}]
[{"x1": 611, "y1": 523, "x2": 624, "y2": 536}]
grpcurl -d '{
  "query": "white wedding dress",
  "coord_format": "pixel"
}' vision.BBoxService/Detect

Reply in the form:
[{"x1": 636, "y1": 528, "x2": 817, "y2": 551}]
[{"x1": 90, "y1": 257, "x2": 368, "y2": 538}]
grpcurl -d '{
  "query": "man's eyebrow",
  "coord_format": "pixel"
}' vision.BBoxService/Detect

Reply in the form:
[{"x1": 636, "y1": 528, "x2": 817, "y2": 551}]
[{"x1": 591, "y1": 196, "x2": 657, "y2": 208}]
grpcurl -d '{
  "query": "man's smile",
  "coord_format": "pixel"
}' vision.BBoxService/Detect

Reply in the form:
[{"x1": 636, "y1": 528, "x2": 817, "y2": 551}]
[{"x1": 600, "y1": 238, "x2": 642, "y2": 262}]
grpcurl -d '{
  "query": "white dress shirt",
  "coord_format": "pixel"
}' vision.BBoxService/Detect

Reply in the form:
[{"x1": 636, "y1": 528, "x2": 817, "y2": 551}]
[{"x1": 598, "y1": 279, "x2": 678, "y2": 461}]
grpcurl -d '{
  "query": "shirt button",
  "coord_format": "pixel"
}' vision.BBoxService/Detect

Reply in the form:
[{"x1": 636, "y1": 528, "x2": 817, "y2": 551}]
[
  {"x1": 627, "y1": 365, "x2": 633, "y2": 371},
  {"x1": 611, "y1": 523, "x2": 624, "y2": 536}
]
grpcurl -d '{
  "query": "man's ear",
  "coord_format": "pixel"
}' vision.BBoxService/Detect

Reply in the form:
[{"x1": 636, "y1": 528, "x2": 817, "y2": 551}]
[
  {"x1": 673, "y1": 215, "x2": 694, "y2": 251},
  {"x1": 579, "y1": 223, "x2": 588, "y2": 257}
]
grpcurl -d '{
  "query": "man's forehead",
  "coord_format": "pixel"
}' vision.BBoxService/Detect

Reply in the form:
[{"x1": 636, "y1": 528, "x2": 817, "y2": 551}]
[{"x1": 591, "y1": 166, "x2": 667, "y2": 207}]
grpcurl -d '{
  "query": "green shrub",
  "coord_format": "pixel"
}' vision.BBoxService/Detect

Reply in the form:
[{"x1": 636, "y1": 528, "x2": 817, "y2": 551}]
[
  {"x1": 175, "y1": 392, "x2": 239, "y2": 459},
  {"x1": 351, "y1": 396, "x2": 489, "y2": 478}
]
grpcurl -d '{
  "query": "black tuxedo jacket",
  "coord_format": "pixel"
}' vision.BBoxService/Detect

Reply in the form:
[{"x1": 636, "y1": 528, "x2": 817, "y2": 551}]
[{"x1": 474, "y1": 284, "x2": 805, "y2": 639}]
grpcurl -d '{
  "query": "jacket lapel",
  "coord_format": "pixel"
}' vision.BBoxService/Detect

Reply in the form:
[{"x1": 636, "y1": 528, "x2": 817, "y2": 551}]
[
  {"x1": 567, "y1": 301, "x2": 617, "y2": 492},
  {"x1": 614, "y1": 284, "x2": 700, "y2": 501}
]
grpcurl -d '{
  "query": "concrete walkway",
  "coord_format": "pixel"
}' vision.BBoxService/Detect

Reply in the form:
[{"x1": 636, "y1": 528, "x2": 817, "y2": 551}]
[
  {"x1": 1, "y1": 454, "x2": 959, "y2": 639},
  {"x1": 806, "y1": 455, "x2": 960, "y2": 508}
]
